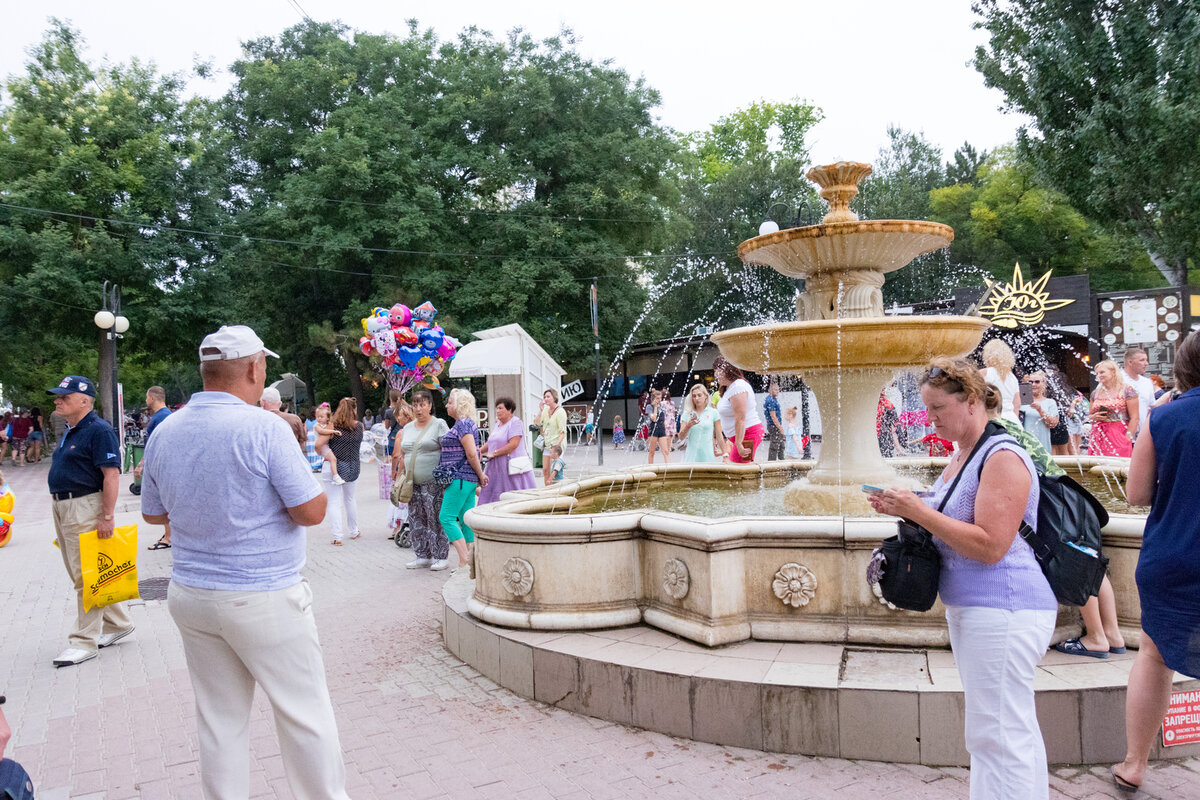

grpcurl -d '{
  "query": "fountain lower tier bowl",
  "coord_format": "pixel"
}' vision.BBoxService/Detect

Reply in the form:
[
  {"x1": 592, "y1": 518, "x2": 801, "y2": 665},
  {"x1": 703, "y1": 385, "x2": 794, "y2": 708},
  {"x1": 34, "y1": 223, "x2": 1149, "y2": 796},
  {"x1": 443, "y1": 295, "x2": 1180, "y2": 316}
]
[
  {"x1": 737, "y1": 220, "x2": 953, "y2": 278},
  {"x1": 709, "y1": 315, "x2": 991, "y2": 373},
  {"x1": 711, "y1": 316, "x2": 992, "y2": 485},
  {"x1": 464, "y1": 462, "x2": 1146, "y2": 648}
]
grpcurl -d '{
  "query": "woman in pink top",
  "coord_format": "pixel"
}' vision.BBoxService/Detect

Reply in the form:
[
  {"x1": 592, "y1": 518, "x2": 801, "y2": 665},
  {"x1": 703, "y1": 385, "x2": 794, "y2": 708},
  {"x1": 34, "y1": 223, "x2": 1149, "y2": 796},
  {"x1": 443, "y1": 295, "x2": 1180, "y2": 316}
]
[{"x1": 712, "y1": 357, "x2": 764, "y2": 463}]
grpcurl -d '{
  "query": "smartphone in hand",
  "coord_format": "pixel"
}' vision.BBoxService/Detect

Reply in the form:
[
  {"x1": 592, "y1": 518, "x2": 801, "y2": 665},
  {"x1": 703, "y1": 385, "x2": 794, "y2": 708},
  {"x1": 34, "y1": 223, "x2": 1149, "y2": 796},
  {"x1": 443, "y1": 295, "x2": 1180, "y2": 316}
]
[{"x1": 1019, "y1": 382, "x2": 1035, "y2": 406}]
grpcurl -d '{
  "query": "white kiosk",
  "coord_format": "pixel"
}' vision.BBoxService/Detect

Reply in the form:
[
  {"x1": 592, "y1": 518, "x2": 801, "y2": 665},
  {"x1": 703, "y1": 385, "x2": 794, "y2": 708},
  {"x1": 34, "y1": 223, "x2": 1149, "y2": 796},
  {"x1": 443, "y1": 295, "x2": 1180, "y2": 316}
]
[{"x1": 448, "y1": 324, "x2": 565, "y2": 447}]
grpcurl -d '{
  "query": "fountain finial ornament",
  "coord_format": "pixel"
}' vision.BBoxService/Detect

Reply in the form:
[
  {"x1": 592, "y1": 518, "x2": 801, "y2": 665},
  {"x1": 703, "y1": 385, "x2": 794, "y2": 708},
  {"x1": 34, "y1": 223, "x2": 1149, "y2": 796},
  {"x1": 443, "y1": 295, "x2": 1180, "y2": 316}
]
[{"x1": 805, "y1": 161, "x2": 872, "y2": 224}]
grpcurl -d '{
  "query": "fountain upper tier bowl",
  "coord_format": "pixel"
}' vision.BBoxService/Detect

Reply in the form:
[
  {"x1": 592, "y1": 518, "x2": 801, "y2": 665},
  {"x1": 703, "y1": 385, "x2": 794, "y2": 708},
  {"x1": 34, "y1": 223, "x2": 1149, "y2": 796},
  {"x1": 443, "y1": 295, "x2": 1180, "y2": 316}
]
[
  {"x1": 737, "y1": 220, "x2": 954, "y2": 279},
  {"x1": 709, "y1": 315, "x2": 991, "y2": 373}
]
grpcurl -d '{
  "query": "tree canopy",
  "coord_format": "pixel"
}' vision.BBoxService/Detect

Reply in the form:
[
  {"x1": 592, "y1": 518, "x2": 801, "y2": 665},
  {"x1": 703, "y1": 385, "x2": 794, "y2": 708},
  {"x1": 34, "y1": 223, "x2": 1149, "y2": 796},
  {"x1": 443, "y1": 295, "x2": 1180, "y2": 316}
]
[{"x1": 973, "y1": 0, "x2": 1200, "y2": 285}]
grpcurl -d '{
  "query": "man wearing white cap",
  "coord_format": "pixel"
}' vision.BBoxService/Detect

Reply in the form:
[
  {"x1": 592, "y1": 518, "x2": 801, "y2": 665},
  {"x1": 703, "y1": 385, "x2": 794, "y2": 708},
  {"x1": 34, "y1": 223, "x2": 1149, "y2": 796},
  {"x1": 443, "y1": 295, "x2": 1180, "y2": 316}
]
[{"x1": 140, "y1": 325, "x2": 349, "y2": 799}]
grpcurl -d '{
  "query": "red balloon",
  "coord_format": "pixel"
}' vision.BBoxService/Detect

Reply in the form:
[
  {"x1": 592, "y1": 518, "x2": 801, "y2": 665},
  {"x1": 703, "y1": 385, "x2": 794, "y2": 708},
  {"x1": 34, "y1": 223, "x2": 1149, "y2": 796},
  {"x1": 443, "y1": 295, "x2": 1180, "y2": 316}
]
[
  {"x1": 359, "y1": 336, "x2": 374, "y2": 356},
  {"x1": 395, "y1": 326, "x2": 418, "y2": 346}
]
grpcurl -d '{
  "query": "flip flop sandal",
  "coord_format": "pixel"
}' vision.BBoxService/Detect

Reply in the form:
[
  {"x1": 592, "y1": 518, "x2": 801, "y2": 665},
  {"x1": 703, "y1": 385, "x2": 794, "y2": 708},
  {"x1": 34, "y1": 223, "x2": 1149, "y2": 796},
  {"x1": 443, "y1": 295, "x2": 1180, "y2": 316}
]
[
  {"x1": 1053, "y1": 638, "x2": 1109, "y2": 659},
  {"x1": 1109, "y1": 645, "x2": 1128, "y2": 654},
  {"x1": 331, "y1": 540, "x2": 343, "y2": 546},
  {"x1": 147, "y1": 538, "x2": 171, "y2": 550},
  {"x1": 1110, "y1": 766, "x2": 1139, "y2": 794}
]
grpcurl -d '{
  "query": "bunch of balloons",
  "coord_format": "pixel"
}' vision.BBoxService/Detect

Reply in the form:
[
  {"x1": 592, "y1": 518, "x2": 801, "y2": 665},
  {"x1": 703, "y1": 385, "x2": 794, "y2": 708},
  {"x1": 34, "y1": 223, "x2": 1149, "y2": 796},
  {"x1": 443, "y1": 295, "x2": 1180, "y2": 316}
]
[
  {"x1": 0, "y1": 482, "x2": 13, "y2": 548},
  {"x1": 359, "y1": 300, "x2": 459, "y2": 395}
]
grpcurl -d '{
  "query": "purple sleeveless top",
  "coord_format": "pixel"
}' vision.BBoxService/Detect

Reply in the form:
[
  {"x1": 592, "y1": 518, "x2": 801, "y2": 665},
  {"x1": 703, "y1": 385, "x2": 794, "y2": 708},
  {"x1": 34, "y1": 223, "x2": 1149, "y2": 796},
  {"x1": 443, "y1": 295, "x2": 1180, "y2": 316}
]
[{"x1": 924, "y1": 435, "x2": 1057, "y2": 611}]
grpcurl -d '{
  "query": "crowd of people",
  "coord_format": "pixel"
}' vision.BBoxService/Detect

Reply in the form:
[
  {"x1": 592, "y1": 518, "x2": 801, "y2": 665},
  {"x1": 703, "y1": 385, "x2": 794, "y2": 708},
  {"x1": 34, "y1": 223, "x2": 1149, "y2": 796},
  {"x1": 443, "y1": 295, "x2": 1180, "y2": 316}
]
[{"x1": 8, "y1": 316, "x2": 1198, "y2": 798}]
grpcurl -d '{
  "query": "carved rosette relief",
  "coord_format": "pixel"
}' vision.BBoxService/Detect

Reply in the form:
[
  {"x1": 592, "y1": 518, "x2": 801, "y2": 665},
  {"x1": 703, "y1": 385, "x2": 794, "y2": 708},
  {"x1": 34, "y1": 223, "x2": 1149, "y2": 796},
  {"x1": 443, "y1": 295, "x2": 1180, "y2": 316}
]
[
  {"x1": 662, "y1": 558, "x2": 690, "y2": 600},
  {"x1": 500, "y1": 557, "x2": 534, "y2": 597},
  {"x1": 772, "y1": 563, "x2": 818, "y2": 608}
]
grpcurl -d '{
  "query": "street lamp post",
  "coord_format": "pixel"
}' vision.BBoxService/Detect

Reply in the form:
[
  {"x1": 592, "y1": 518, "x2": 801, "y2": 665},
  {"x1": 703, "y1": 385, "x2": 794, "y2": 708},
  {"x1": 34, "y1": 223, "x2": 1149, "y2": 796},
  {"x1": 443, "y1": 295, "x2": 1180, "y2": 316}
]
[{"x1": 93, "y1": 281, "x2": 129, "y2": 429}]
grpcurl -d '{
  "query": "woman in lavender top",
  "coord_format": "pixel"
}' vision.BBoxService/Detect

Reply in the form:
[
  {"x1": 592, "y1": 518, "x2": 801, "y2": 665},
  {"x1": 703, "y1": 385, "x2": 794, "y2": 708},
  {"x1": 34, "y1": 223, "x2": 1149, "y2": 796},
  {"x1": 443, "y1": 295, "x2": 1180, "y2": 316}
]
[
  {"x1": 437, "y1": 388, "x2": 488, "y2": 570},
  {"x1": 478, "y1": 397, "x2": 537, "y2": 505},
  {"x1": 869, "y1": 358, "x2": 1055, "y2": 800}
]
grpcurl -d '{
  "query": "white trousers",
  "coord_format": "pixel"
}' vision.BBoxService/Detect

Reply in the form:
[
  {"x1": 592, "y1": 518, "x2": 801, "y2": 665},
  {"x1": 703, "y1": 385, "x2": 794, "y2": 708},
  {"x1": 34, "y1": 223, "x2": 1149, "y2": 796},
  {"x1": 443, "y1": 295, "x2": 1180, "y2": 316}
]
[
  {"x1": 324, "y1": 475, "x2": 358, "y2": 541},
  {"x1": 168, "y1": 579, "x2": 350, "y2": 800},
  {"x1": 946, "y1": 606, "x2": 1056, "y2": 800}
]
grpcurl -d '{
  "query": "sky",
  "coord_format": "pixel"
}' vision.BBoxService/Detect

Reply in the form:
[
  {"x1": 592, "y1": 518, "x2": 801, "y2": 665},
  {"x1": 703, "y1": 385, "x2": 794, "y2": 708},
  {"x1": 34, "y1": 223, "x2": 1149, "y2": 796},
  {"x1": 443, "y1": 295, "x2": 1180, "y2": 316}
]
[{"x1": 1, "y1": 0, "x2": 1028, "y2": 165}]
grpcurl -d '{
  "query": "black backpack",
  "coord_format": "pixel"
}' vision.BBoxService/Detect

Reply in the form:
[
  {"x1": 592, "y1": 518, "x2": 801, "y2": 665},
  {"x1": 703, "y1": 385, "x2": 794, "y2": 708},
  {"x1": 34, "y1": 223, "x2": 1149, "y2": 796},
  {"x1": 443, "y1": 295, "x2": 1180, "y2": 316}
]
[{"x1": 978, "y1": 424, "x2": 1109, "y2": 606}]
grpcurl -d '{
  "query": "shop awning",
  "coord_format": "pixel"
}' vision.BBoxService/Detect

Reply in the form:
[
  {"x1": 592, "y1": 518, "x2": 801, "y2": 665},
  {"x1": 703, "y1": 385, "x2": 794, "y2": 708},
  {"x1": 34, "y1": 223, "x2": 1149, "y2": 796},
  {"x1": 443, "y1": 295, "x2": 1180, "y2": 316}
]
[{"x1": 448, "y1": 336, "x2": 523, "y2": 377}]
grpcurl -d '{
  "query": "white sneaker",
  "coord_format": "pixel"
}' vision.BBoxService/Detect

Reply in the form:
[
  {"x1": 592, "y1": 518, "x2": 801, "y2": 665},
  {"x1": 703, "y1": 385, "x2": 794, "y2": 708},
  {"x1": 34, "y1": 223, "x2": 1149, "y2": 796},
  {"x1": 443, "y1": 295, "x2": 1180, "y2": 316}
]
[
  {"x1": 98, "y1": 626, "x2": 135, "y2": 648},
  {"x1": 332, "y1": 474, "x2": 346, "y2": 485},
  {"x1": 430, "y1": 559, "x2": 450, "y2": 571},
  {"x1": 53, "y1": 647, "x2": 98, "y2": 667},
  {"x1": 406, "y1": 558, "x2": 433, "y2": 569}
]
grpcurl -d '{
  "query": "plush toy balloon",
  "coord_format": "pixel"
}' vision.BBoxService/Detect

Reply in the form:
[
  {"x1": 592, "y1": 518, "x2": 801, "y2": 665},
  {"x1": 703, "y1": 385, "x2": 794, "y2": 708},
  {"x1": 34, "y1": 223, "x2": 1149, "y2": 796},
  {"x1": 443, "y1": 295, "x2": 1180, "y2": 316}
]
[
  {"x1": 373, "y1": 328, "x2": 398, "y2": 357},
  {"x1": 0, "y1": 489, "x2": 12, "y2": 514},
  {"x1": 411, "y1": 319, "x2": 430, "y2": 333},
  {"x1": 389, "y1": 303, "x2": 412, "y2": 328},
  {"x1": 412, "y1": 301, "x2": 437, "y2": 325},
  {"x1": 372, "y1": 306, "x2": 389, "y2": 318},
  {"x1": 427, "y1": 359, "x2": 444, "y2": 377},
  {"x1": 366, "y1": 316, "x2": 390, "y2": 336},
  {"x1": 418, "y1": 327, "x2": 444, "y2": 352},
  {"x1": 360, "y1": 336, "x2": 374, "y2": 356},
  {"x1": 436, "y1": 341, "x2": 456, "y2": 361},
  {"x1": 0, "y1": 511, "x2": 12, "y2": 547},
  {"x1": 394, "y1": 326, "x2": 418, "y2": 346},
  {"x1": 397, "y1": 345, "x2": 423, "y2": 369}
]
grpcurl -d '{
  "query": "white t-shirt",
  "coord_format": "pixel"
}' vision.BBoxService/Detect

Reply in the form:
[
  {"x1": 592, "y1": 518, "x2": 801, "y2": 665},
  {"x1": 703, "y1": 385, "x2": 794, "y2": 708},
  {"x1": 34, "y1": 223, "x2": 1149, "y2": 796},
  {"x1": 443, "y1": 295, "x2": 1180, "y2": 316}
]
[
  {"x1": 717, "y1": 378, "x2": 763, "y2": 435},
  {"x1": 1123, "y1": 370, "x2": 1155, "y2": 435},
  {"x1": 982, "y1": 367, "x2": 1021, "y2": 425}
]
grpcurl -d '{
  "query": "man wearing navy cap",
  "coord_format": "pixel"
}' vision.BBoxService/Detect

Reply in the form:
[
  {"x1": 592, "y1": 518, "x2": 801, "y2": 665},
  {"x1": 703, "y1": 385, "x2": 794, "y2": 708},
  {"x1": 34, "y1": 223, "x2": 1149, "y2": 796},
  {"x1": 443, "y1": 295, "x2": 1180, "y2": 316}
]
[{"x1": 46, "y1": 375, "x2": 134, "y2": 667}]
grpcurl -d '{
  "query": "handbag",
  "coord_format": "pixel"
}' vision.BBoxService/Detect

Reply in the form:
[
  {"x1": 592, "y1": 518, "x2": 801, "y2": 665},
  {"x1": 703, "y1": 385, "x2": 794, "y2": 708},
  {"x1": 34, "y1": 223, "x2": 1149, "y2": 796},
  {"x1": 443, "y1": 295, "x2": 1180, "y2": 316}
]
[
  {"x1": 508, "y1": 455, "x2": 534, "y2": 475},
  {"x1": 869, "y1": 422, "x2": 1000, "y2": 612},
  {"x1": 392, "y1": 421, "x2": 436, "y2": 505},
  {"x1": 533, "y1": 435, "x2": 545, "y2": 450}
]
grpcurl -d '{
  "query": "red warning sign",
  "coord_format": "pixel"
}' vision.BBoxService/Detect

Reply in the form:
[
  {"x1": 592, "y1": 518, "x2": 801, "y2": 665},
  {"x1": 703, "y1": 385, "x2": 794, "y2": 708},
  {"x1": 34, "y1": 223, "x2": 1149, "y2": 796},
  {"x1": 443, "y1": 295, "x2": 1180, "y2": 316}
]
[{"x1": 1162, "y1": 690, "x2": 1200, "y2": 747}]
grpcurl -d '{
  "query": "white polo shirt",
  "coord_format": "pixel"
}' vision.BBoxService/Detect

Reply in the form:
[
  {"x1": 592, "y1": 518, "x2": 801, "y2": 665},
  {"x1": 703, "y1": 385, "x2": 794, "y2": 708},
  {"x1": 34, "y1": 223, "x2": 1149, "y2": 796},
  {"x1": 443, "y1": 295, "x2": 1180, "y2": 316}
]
[
  {"x1": 141, "y1": 391, "x2": 323, "y2": 591},
  {"x1": 1123, "y1": 370, "x2": 1155, "y2": 436}
]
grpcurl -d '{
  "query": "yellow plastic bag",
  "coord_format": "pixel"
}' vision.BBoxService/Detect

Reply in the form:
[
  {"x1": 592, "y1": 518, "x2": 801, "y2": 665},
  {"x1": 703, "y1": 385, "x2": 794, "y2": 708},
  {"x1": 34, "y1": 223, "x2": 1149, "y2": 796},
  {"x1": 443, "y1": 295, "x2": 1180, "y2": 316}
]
[{"x1": 79, "y1": 525, "x2": 140, "y2": 611}]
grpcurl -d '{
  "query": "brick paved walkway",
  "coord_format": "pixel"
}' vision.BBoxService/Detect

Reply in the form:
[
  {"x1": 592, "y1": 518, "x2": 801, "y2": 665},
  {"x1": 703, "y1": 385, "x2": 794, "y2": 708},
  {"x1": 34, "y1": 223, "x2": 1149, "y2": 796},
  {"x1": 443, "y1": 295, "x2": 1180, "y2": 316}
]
[{"x1": 2, "y1": 453, "x2": 1198, "y2": 799}]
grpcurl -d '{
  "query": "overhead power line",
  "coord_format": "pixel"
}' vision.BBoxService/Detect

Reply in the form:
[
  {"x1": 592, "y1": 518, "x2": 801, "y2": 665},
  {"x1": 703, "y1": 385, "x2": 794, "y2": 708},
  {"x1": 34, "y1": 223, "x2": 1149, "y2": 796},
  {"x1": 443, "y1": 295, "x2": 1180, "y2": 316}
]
[{"x1": 0, "y1": 201, "x2": 735, "y2": 262}]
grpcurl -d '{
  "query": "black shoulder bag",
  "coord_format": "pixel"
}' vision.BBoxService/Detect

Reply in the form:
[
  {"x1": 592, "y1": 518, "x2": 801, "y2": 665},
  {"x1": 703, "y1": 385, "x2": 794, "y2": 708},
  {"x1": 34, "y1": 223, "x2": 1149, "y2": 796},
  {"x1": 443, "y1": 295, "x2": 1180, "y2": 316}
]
[{"x1": 870, "y1": 422, "x2": 1002, "y2": 612}]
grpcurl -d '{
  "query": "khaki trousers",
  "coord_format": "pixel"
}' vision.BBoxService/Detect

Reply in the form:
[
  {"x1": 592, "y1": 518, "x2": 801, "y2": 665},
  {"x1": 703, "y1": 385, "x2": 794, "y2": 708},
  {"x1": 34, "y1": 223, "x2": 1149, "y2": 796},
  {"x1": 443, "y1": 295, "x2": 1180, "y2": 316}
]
[
  {"x1": 52, "y1": 493, "x2": 133, "y2": 651},
  {"x1": 168, "y1": 579, "x2": 350, "y2": 800}
]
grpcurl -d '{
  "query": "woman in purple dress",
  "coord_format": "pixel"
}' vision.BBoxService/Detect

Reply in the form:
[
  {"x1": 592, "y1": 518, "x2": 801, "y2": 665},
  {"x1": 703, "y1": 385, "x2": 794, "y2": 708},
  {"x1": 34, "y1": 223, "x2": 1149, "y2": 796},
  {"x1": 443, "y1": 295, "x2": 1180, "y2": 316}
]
[{"x1": 478, "y1": 397, "x2": 538, "y2": 504}]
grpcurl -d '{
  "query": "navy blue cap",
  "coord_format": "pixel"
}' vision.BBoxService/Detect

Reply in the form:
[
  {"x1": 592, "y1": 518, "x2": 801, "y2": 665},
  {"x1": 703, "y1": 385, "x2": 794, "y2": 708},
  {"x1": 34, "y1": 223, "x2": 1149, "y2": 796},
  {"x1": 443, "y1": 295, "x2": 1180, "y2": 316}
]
[{"x1": 47, "y1": 375, "x2": 97, "y2": 397}]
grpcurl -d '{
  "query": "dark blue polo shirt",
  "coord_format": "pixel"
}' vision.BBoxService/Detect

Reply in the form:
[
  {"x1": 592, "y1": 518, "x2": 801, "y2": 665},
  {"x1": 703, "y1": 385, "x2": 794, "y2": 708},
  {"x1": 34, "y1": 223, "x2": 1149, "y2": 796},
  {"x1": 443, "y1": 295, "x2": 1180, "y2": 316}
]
[
  {"x1": 145, "y1": 406, "x2": 171, "y2": 439},
  {"x1": 47, "y1": 411, "x2": 122, "y2": 496}
]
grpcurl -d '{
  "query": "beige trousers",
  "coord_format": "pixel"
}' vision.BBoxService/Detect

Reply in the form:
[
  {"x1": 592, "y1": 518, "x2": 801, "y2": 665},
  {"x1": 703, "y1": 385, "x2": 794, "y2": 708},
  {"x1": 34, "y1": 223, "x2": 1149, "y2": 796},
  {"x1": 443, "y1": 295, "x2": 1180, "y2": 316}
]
[
  {"x1": 52, "y1": 493, "x2": 133, "y2": 651},
  {"x1": 168, "y1": 579, "x2": 350, "y2": 800}
]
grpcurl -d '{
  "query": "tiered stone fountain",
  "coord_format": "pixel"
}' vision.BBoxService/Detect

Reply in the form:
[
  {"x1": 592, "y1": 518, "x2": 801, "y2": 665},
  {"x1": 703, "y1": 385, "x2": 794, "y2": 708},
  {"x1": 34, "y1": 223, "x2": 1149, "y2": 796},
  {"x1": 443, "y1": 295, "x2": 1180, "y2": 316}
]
[
  {"x1": 713, "y1": 161, "x2": 989, "y2": 509},
  {"x1": 444, "y1": 161, "x2": 1195, "y2": 766}
]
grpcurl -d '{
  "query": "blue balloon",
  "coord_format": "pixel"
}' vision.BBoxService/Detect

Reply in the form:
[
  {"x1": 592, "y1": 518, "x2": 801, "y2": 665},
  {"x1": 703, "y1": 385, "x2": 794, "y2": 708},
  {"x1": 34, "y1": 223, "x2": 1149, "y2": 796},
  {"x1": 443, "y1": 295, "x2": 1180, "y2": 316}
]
[
  {"x1": 418, "y1": 327, "x2": 444, "y2": 352},
  {"x1": 397, "y1": 345, "x2": 423, "y2": 369}
]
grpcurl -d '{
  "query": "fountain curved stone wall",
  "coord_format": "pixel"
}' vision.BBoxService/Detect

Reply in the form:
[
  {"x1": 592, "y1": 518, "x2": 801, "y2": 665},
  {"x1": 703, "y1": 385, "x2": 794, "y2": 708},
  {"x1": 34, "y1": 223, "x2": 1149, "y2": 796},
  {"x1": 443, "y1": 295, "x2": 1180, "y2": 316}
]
[{"x1": 465, "y1": 459, "x2": 1148, "y2": 648}]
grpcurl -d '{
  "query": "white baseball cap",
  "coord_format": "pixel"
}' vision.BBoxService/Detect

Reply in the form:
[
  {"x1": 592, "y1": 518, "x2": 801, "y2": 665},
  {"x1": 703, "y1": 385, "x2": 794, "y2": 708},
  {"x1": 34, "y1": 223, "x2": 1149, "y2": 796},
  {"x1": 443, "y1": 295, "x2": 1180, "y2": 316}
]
[{"x1": 199, "y1": 325, "x2": 280, "y2": 362}]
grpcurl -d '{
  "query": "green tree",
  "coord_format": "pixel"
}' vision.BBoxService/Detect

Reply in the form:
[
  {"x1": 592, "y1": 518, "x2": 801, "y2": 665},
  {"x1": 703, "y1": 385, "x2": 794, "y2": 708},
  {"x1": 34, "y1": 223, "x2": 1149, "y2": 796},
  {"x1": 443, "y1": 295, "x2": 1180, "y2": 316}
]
[
  {"x1": 652, "y1": 100, "x2": 824, "y2": 336},
  {"x1": 929, "y1": 149, "x2": 1163, "y2": 290},
  {"x1": 0, "y1": 20, "x2": 232, "y2": 408},
  {"x1": 221, "y1": 21, "x2": 677, "y2": 402},
  {"x1": 945, "y1": 141, "x2": 989, "y2": 186},
  {"x1": 973, "y1": 0, "x2": 1200, "y2": 285}
]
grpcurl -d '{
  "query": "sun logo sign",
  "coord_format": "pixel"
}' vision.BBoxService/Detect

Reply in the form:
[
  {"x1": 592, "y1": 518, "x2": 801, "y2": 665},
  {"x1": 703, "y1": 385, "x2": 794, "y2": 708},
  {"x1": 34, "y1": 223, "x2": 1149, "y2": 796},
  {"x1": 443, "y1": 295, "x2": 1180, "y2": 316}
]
[{"x1": 977, "y1": 263, "x2": 1075, "y2": 329}]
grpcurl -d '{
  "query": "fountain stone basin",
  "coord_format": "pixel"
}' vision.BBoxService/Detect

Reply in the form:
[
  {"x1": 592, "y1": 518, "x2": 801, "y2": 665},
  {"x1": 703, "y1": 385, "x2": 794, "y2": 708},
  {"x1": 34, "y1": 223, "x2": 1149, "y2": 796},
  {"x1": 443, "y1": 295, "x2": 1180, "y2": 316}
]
[
  {"x1": 464, "y1": 461, "x2": 1146, "y2": 649},
  {"x1": 710, "y1": 316, "x2": 993, "y2": 487}
]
